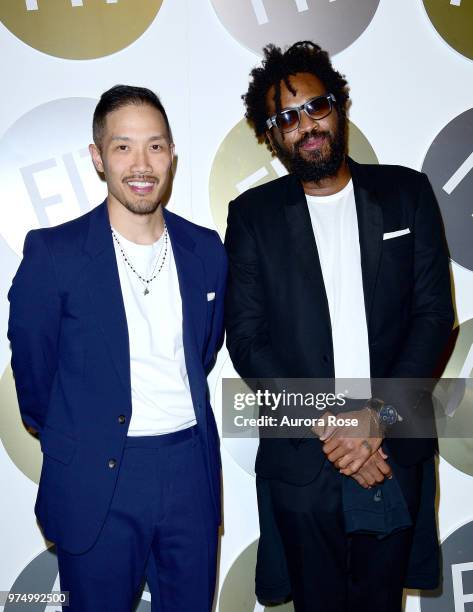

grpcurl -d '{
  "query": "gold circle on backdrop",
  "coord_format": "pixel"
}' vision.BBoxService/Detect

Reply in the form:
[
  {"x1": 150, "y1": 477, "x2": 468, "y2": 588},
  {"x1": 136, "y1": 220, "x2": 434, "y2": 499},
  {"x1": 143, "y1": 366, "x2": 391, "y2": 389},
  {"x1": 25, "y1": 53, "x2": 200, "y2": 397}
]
[
  {"x1": 209, "y1": 119, "x2": 378, "y2": 237},
  {"x1": 0, "y1": 0, "x2": 163, "y2": 60},
  {"x1": 219, "y1": 539, "x2": 294, "y2": 612},
  {"x1": 423, "y1": 0, "x2": 473, "y2": 60},
  {"x1": 436, "y1": 318, "x2": 473, "y2": 477},
  {"x1": 0, "y1": 365, "x2": 42, "y2": 484}
]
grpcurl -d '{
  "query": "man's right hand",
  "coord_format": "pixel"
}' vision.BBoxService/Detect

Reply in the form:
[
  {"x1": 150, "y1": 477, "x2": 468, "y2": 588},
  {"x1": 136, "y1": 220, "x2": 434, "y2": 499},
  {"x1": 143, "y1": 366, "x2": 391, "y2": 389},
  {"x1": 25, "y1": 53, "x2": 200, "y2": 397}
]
[{"x1": 342, "y1": 447, "x2": 392, "y2": 489}]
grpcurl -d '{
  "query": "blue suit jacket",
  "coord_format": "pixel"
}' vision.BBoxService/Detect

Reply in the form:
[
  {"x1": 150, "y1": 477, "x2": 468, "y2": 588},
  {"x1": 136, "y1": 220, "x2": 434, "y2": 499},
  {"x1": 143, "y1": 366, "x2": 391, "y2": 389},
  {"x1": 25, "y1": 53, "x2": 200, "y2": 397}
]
[{"x1": 8, "y1": 201, "x2": 227, "y2": 554}]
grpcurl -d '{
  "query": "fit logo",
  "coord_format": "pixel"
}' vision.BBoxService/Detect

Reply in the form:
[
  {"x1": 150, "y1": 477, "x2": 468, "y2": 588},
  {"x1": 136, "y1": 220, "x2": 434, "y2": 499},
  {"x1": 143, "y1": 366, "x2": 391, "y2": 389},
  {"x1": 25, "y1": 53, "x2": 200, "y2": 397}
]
[
  {"x1": 1, "y1": 0, "x2": 163, "y2": 59},
  {"x1": 443, "y1": 152, "x2": 473, "y2": 196},
  {"x1": 421, "y1": 521, "x2": 473, "y2": 612},
  {"x1": 423, "y1": 0, "x2": 473, "y2": 59},
  {"x1": 19, "y1": 148, "x2": 93, "y2": 228},
  {"x1": 250, "y1": 0, "x2": 309, "y2": 25},
  {"x1": 452, "y1": 562, "x2": 473, "y2": 611},
  {"x1": 209, "y1": 119, "x2": 378, "y2": 237},
  {"x1": 422, "y1": 108, "x2": 473, "y2": 272},
  {"x1": 25, "y1": 0, "x2": 118, "y2": 9},
  {"x1": 0, "y1": 98, "x2": 105, "y2": 261},
  {"x1": 211, "y1": 0, "x2": 379, "y2": 56}
]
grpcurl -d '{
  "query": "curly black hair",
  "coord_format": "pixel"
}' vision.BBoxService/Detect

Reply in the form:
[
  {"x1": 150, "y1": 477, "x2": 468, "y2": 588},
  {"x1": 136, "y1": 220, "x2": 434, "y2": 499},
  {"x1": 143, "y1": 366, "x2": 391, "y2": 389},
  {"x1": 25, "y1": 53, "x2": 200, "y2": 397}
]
[{"x1": 243, "y1": 41, "x2": 350, "y2": 142}]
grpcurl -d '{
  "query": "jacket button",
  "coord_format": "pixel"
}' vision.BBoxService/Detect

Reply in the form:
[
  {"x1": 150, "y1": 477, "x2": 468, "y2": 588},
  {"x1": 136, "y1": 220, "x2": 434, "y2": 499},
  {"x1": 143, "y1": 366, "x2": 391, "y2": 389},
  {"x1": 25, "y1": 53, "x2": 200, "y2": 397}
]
[
  {"x1": 118, "y1": 415, "x2": 126, "y2": 424},
  {"x1": 108, "y1": 459, "x2": 117, "y2": 469},
  {"x1": 322, "y1": 355, "x2": 330, "y2": 364}
]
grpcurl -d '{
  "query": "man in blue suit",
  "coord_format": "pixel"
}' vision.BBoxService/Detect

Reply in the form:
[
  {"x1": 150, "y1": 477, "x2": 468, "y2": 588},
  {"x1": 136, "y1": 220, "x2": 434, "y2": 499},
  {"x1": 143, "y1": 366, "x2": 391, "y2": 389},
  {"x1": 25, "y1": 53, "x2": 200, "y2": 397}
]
[{"x1": 8, "y1": 85, "x2": 227, "y2": 612}]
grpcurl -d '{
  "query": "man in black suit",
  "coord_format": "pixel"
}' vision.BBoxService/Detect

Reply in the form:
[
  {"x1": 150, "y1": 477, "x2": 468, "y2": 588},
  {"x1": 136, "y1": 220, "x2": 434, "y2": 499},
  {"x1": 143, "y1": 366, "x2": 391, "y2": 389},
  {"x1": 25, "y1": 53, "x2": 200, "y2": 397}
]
[{"x1": 224, "y1": 41, "x2": 453, "y2": 612}]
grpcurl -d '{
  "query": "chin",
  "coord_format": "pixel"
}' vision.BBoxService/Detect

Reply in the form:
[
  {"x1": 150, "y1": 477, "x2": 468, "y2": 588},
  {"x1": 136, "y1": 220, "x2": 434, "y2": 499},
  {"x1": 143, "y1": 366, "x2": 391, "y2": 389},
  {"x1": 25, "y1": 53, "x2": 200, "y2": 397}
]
[{"x1": 124, "y1": 200, "x2": 161, "y2": 216}]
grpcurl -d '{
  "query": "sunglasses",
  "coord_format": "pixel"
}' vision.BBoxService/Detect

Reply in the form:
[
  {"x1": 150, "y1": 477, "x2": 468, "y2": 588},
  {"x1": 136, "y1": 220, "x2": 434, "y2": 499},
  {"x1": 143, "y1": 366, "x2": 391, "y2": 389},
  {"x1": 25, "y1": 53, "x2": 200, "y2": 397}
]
[{"x1": 266, "y1": 93, "x2": 336, "y2": 133}]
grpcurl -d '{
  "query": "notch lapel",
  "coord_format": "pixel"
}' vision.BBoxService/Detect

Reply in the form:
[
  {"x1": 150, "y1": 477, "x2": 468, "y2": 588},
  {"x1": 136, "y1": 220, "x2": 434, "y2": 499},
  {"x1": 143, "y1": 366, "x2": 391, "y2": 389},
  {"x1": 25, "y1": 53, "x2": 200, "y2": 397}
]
[
  {"x1": 349, "y1": 158, "x2": 383, "y2": 325},
  {"x1": 83, "y1": 201, "x2": 131, "y2": 399},
  {"x1": 284, "y1": 175, "x2": 332, "y2": 332},
  {"x1": 164, "y1": 209, "x2": 206, "y2": 419}
]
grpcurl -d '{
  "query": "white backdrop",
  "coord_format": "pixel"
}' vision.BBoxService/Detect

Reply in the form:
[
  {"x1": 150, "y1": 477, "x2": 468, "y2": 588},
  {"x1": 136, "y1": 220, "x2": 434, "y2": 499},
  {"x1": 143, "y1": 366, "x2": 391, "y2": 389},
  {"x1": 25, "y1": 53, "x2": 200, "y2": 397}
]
[{"x1": 1, "y1": 1, "x2": 473, "y2": 610}]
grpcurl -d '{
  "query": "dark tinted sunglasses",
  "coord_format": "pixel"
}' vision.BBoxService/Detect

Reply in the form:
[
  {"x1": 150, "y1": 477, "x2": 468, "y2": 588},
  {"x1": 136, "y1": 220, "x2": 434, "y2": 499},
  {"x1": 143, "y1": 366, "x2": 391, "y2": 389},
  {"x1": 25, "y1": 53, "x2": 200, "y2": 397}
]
[{"x1": 266, "y1": 93, "x2": 336, "y2": 133}]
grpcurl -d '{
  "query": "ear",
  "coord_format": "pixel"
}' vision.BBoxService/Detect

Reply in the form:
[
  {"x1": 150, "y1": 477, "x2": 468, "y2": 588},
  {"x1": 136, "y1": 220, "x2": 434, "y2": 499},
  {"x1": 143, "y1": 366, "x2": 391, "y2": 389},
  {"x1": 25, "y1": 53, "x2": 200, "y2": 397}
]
[
  {"x1": 89, "y1": 143, "x2": 104, "y2": 173},
  {"x1": 265, "y1": 130, "x2": 277, "y2": 154}
]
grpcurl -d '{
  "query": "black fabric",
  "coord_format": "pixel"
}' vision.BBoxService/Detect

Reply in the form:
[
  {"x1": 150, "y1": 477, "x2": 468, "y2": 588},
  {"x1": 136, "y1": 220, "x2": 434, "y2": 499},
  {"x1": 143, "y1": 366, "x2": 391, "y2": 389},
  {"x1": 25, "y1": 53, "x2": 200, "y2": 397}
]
[
  {"x1": 263, "y1": 459, "x2": 420, "y2": 612},
  {"x1": 224, "y1": 159, "x2": 454, "y2": 602},
  {"x1": 225, "y1": 160, "x2": 453, "y2": 481}
]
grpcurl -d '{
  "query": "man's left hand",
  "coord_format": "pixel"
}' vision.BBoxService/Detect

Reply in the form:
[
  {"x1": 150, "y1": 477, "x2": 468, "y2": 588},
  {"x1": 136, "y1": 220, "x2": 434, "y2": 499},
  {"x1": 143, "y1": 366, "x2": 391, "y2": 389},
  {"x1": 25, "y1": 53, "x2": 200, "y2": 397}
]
[{"x1": 320, "y1": 408, "x2": 383, "y2": 476}]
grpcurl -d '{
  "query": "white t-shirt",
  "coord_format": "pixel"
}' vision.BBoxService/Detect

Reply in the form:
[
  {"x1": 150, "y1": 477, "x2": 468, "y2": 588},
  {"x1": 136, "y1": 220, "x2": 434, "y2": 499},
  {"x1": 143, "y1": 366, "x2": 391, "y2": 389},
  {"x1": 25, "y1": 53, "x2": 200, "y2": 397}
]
[
  {"x1": 306, "y1": 180, "x2": 371, "y2": 397},
  {"x1": 112, "y1": 227, "x2": 196, "y2": 436}
]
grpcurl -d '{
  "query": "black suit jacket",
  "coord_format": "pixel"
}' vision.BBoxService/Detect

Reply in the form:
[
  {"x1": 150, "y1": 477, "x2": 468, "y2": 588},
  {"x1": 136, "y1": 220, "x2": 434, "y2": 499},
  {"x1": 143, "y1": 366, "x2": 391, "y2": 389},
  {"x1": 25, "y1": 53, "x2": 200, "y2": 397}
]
[{"x1": 224, "y1": 158, "x2": 454, "y2": 485}]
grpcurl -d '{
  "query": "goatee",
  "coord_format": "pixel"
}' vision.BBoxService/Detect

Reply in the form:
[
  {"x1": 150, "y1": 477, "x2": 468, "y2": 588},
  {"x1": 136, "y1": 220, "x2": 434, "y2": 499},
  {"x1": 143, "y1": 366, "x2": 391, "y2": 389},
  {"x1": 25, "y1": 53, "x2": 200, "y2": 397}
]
[{"x1": 122, "y1": 199, "x2": 161, "y2": 216}]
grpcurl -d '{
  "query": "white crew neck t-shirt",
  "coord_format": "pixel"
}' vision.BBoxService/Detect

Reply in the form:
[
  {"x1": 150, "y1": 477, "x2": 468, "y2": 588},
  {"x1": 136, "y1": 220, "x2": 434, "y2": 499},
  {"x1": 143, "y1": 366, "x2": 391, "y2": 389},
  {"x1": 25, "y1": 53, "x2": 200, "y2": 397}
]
[
  {"x1": 306, "y1": 180, "x2": 371, "y2": 396},
  {"x1": 112, "y1": 227, "x2": 196, "y2": 436}
]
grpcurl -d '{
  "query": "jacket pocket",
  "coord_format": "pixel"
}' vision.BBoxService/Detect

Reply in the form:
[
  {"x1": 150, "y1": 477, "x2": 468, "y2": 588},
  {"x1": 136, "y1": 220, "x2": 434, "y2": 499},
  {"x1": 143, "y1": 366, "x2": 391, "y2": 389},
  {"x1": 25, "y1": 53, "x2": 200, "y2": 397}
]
[{"x1": 40, "y1": 426, "x2": 76, "y2": 465}]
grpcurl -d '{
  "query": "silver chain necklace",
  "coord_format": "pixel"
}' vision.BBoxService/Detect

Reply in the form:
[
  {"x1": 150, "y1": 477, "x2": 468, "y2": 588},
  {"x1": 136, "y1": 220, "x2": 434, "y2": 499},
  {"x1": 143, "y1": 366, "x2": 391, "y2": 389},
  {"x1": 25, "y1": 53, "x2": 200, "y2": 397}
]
[{"x1": 111, "y1": 225, "x2": 168, "y2": 295}]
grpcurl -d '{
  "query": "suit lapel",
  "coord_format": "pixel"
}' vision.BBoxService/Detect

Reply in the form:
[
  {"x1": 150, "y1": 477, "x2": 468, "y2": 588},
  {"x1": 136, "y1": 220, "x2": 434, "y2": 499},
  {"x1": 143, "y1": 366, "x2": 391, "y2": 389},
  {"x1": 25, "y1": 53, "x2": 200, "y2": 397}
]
[
  {"x1": 83, "y1": 201, "x2": 131, "y2": 398},
  {"x1": 349, "y1": 158, "x2": 383, "y2": 325},
  {"x1": 284, "y1": 175, "x2": 332, "y2": 332},
  {"x1": 164, "y1": 209, "x2": 206, "y2": 413}
]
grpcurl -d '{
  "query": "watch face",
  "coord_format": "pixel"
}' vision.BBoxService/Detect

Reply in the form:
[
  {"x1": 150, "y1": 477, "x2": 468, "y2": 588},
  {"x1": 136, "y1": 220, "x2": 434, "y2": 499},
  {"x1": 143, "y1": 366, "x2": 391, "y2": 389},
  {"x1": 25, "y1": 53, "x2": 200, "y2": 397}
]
[{"x1": 380, "y1": 405, "x2": 398, "y2": 426}]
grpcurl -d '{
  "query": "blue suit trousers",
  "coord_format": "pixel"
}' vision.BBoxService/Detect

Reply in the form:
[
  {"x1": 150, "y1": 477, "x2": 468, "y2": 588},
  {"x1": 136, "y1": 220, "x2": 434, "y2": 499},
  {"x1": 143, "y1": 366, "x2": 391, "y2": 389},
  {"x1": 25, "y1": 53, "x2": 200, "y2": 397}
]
[{"x1": 56, "y1": 427, "x2": 218, "y2": 612}]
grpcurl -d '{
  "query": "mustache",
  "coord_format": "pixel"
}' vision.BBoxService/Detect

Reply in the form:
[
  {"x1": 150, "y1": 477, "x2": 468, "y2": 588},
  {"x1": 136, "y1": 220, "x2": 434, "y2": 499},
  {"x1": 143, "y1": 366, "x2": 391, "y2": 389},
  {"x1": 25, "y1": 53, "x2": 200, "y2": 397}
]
[
  {"x1": 122, "y1": 175, "x2": 159, "y2": 183},
  {"x1": 295, "y1": 130, "x2": 331, "y2": 150}
]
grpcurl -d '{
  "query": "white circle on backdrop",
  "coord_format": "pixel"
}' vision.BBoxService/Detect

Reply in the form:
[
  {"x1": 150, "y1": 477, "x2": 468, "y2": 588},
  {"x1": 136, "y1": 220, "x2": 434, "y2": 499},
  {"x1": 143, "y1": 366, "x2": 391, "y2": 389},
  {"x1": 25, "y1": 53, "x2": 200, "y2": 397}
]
[{"x1": 0, "y1": 98, "x2": 106, "y2": 255}]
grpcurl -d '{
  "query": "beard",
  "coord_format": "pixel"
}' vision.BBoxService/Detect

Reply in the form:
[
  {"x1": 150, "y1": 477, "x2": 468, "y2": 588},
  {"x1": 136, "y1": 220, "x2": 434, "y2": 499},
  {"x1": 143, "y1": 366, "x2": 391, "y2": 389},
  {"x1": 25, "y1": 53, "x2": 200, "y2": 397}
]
[
  {"x1": 120, "y1": 175, "x2": 162, "y2": 216},
  {"x1": 122, "y1": 198, "x2": 161, "y2": 216},
  {"x1": 274, "y1": 115, "x2": 347, "y2": 183}
]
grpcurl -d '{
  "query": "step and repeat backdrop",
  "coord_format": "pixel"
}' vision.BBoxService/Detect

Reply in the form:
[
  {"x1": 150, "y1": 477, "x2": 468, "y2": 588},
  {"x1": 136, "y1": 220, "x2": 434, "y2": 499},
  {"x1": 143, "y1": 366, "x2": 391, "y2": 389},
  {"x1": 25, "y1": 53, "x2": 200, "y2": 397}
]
[{"x1": 1, "y1": 1, "x2": 473, "y2": 610}]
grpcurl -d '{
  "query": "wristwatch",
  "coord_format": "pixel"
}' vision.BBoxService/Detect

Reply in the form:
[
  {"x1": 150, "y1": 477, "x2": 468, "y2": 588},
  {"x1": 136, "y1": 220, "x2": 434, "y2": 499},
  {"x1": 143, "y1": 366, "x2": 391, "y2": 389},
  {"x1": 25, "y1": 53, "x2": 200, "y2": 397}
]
[{"x1": 366, "y1": 397, "x2": 402, "y2": 427}]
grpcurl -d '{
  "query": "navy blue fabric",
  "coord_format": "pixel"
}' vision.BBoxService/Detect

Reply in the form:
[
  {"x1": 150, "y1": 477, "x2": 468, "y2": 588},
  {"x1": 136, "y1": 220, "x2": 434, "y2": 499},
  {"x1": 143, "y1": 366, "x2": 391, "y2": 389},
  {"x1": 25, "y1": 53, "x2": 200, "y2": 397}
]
[
  {"x1": 342, "y1": 474, "x2": 412, "y2": 538},
  {"x1": 8, "y1": 200, "x2": 227, "y2": 558},
  {"x1": 57, "y1": 428, "x2": 218, "y2": 612}
]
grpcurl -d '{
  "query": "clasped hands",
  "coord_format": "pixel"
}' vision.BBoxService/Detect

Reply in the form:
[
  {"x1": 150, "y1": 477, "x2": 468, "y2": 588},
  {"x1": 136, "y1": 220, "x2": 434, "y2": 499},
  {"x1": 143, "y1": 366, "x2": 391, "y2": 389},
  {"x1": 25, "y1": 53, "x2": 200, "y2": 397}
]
[{"x1": 312, "y1": 408, "x2": 392, "y2": 489}]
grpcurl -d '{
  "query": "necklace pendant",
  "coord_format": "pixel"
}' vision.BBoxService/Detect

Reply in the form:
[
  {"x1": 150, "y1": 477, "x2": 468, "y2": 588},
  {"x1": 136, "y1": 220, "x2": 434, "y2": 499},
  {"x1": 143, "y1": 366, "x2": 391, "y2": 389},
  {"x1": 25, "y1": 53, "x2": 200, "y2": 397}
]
[{"x1": 143, "y1": 287, "x2": 150, "y2": 296}]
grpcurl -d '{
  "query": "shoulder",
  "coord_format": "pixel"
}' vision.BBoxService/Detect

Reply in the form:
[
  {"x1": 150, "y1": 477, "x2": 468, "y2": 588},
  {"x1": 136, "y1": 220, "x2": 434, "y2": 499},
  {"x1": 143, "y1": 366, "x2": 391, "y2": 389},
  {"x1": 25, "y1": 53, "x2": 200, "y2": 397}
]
[
  {"x1": 228, "y1": 174, "x2": 294, "y2": 227},
  {"x1": 23, "y1": 203, "x2": 101, "y2": 254},
  {"x1": 232, "y1": 174, "x2": 292, "y2": 209},
  {"x1": 350, "y1": 159, "x2": 429, "y2": 190},
  {"x1": 164, "y1": 208, "x2": 226, "y2": 259}
]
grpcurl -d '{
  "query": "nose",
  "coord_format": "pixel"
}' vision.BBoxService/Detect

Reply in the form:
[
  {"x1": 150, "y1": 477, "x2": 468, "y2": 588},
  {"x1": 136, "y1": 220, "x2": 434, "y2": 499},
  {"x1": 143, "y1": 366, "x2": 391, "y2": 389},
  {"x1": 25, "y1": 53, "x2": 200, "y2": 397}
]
[
  {"x1": 130, "y1": 148, "x2": 152, "y2": 174},
  {"x1": 298, "y1": 109, "x2": 318, "y2": 133}
]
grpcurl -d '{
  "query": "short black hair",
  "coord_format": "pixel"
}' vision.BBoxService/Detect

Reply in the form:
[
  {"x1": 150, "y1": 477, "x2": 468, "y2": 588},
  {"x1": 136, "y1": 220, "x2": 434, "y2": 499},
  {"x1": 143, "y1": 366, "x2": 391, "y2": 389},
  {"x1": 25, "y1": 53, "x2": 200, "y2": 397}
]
[
  {"x1": 243, "y1": 41, "x2": 350, "y2": 142},
  {"x1": 92, "y1": 84, "x2": 172, "y2": 148}
]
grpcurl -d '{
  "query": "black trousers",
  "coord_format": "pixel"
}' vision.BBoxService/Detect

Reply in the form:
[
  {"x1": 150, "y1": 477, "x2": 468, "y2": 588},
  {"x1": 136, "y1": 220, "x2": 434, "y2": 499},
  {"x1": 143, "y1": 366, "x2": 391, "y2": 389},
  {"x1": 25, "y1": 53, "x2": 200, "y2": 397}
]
[{"x1": 261, "y1": 458, "x2": 421, "y2": 612}]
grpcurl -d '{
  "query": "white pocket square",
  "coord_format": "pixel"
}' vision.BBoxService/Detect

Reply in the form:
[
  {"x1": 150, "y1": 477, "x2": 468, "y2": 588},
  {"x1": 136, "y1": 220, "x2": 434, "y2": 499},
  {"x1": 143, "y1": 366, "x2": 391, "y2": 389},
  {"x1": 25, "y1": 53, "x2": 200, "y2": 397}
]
[
  {"x1": 207, "y1": 292, "x2": 215, "y2": 301},
  {"x1": 383, "y1": 228, "x2": 410, "y2": 240}
]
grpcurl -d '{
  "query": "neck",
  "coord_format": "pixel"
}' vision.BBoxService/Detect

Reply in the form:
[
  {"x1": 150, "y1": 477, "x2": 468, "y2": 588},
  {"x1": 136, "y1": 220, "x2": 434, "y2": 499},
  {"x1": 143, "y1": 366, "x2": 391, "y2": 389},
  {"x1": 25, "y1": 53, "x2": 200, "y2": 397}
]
[
  {"x1": 302, "y1": 158, "x2": 351, "y2": 197},
  {"x1": 107, "y1": 198, "x2": 165, "y2": 245}
]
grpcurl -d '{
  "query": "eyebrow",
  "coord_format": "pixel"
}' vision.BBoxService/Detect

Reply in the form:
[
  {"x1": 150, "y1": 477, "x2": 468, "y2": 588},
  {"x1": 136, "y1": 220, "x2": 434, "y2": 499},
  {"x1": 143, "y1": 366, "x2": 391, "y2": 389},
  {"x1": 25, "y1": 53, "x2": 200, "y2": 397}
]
[{"x1": 111, "y1": 135, "x2": 168, "y2": 142}]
